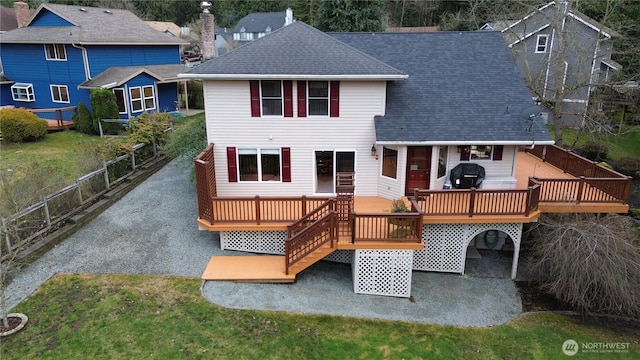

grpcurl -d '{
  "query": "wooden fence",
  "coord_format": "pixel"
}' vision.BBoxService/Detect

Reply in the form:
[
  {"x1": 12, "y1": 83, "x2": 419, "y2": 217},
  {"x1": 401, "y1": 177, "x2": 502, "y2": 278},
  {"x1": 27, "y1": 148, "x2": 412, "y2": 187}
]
[{"x1": 1, "y1": 136, "x2": 167, "y2": 262}]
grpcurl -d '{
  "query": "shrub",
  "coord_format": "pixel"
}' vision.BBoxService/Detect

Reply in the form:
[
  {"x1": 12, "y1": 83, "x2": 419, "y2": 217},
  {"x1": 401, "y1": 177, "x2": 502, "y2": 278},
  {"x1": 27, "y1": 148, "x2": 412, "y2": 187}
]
[
  {"x1": 614, "y1": 157, "x2": 640, "y2": 178},
  {"x1": 579, "y1": 140, "x2": 608, "y2": 161},
  {"x1": 127, "y1": 112, "x2": 173, "y2": 147},
  {"x1": 526, "y1": 213, "x2": 640, "y2": 318},
  {"x1": 72, "y1": 102, "x2": 95, "y2": 134},
  {"x1": 0, "y1": 108, "x2": 48, "y2": 143},
  {"x1": 91, "y1": 88, "x2": 121, "y2": 134},
  {"x1": 161, "y1": 114, "x2": 206, "y2": 176}
]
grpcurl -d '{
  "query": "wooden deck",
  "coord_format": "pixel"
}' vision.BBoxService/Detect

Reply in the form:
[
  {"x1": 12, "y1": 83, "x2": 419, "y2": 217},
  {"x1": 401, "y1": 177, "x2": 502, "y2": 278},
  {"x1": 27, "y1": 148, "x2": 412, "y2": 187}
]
[{"x1": 202, "y1": 255, "x2": 295, "y2": 282}]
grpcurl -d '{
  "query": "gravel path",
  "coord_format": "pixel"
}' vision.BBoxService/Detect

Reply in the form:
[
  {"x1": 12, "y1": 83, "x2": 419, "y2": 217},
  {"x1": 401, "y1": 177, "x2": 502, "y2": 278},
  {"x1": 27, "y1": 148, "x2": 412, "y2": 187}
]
[{"x1": 5, "y1": 161, "x2": 522, "y2": 327}]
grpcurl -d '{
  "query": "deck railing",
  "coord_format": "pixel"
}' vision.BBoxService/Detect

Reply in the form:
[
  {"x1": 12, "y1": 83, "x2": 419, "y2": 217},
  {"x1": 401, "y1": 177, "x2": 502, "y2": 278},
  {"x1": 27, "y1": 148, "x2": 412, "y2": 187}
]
[
  {"x1": 414, "y1": 182, "x2": 541, "y2": 217},
  {"x1": 29, "y1": 106, "x2": 77, "y2": 127},
  {"x1": 285, "y1": 206, "x2": 336, "y2": 274},
  {"x1": 194, "y1": 144, "x2": 216, "y2": 223},
  {"x1": 527, "y1": 145, "x2": 631, "y2": 204},
  {"x1": 209, "y1": 196, "x2": 331, "y2": 225},
  {"x1": 350, "y1": 212, "x2": 423, "y2": 243}
]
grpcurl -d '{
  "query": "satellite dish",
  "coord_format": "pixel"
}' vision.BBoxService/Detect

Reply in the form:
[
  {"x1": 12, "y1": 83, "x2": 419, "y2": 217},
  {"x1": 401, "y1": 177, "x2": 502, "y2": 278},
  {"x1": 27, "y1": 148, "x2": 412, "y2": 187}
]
[{"x1": 520, "y1": 105, "x2": 541, "y2": 121}]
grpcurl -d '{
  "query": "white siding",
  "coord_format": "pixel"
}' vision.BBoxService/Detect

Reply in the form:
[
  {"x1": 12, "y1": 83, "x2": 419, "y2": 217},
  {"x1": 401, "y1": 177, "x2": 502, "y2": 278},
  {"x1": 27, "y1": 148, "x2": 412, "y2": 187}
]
[{"x1": 203, "y1": 80, "x2": 387, "y2": 196}]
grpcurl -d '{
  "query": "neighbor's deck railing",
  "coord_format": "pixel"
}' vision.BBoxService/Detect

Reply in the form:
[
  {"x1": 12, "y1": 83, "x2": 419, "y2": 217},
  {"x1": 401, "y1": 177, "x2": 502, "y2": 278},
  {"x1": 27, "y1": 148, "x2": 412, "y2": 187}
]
[
  {"x1": 526, "y1": 145, "x2": 631, "y2": 204},
  {"x1": 414, "y1": 179, "x2": 541, "y2": 217},
  {"x1": 29, "y1": 106, "x2": 77, "y2": 127}
]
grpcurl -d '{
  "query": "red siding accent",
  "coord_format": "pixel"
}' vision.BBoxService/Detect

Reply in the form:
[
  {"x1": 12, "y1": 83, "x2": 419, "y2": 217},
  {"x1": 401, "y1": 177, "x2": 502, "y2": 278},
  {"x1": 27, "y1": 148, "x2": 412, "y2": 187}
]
[
  {"x1": 250, "y1": 80, "x2": 260, "y2": 117},
  {"x1": 227, "y1": 147, "x2": 238, "y2": 182},
  {"x1": 330, "y1": 81, "x2": 339, "y2": 117},
  {"x1": 460, "y1": 146, "x2": 470, "y2": 161},
  {"x1": 283, "y1": 80, "x2": 293, "y2": 117},
  {"x1": 297, "y1": 81, "x2": 307, "y2": 117},
  {"x1": 493, "y1": 145, "x2": 504, "y2": 160},
  {"x1": 282, "y1": 147, "x2": 291, "y2": 182}
]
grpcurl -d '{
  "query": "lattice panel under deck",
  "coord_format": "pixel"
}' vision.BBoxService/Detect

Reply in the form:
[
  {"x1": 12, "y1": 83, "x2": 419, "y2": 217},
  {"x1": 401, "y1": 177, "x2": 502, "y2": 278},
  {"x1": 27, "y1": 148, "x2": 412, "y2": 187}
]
[
  {"x1": 353, "y1": 250, "x2": 413, "y2": 298},
  {"x1": 220, "y1": 231, "x2": 287, "y2": 254},
  {"x1": 324, "y1": 250, "x2": 353, "y2": 264},
  {"x1": 413, "y1": 223, "x2": 523, "y2": 278}
]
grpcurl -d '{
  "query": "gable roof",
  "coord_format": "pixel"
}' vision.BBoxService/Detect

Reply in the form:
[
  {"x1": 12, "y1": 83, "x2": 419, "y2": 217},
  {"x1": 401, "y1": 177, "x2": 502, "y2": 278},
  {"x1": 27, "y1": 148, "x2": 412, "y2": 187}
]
[
  {"x1": 233, "y1": 11, "x2": 286, "y2": 33},
  {"x1": 79, "y1": 64, "x2": 190, "y2": 89},
  {"x1": 183, "y1": 21, "x2": 406, "y2": 80},
  {"x1": 145, "y1": 21, "x2": 182, "y2": 38},
  {"x1": 331, "y1": 31, "x2": 552, "y2": 144},
  {"x1": 0, "y1": 3, "x2": 187, "y2": 45}
]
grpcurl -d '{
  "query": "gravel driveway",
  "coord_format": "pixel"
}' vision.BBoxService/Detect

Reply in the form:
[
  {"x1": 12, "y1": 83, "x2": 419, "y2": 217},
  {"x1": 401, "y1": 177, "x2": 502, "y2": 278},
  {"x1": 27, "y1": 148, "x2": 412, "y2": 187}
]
[{"x1": 5, "y1": 161, "x2": 522, "y2": 327}]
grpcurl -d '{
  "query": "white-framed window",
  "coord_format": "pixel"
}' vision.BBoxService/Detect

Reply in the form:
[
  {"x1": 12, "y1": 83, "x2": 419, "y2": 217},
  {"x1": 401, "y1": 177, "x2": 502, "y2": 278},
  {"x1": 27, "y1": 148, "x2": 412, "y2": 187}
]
[
  {"x1": 238, "y1": 148, "x2": 281, "y2": 182},
  {"x1": 44, "y1": 44, "x2": 67, "y2": 60},
  {"x1": 470, "y1": 145, "x2": 493, "y2": 160},
  {"x1": 50, "y1": 85, "x2": 69, "y2": 103},
  {"x1": 143, "y1": 86, "x2": 156, "y2": 111},
  {"x1": 113, "y1": 88, "x2": 127, "y2": 114},
  {"x1": 381, "y1": 147, "x2": 398, "y2": 179},
  {"x1": 261, "y1": 80, "x2": 283, "y2": 116},
  {"x1": 129, "y1": 85, "x2": 156, "y2": 113},
  {"x1": 308, "y1": 81, "x2": 329, "y2": 116},
  {"x1": 11, "y1": 83, "x2": 35, "y2": 102},
  {"x1": 437, "y1": 146, "x2": 448, "y2": 178},
  {"x1": 535, "y1": 34, "x2": 548, "y2": 53}
]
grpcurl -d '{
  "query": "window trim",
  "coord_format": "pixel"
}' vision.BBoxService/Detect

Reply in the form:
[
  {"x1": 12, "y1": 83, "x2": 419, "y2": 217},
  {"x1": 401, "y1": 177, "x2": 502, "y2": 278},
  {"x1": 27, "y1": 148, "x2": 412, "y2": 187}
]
[
  {"x1": 260, "y1": 80, "x2": 284, "y2": 117},
  {"x1": 50, "y1": 84, "x2": 70, "y2": 103},
  {"x1": 437, "y1": 146, "x2": 449, "y2": 179},
  {"x1": 535, "y1": 34, "x2": 548, "y2": 53},
  {"x1": 113, "y1": 88, "x2": 128, "y2": 114},
  {"x1": 381, "y1": 146, "x2": 398, "y2": 180},
  {"x1": 129, "y1": 85, "x2": 156, "y2": 113},
  {"x1": 235, "y1": 148, "x2": 284, "y2": 183},
  {"x1": 44, "y1": 44, "x2": 67, "y2": 60},
  {"x1": 11, "y1": 83, "x2": 35, "y2": 102},
  {"x1": 307, "y1": 81, "x2": 330, "y2": 117}
]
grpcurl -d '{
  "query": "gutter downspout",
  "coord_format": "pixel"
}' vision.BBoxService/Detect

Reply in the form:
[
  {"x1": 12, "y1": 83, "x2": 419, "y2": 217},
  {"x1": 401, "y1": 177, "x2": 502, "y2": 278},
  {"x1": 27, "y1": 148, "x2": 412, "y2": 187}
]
[{"x1": 72, "y1": 43, "x2": 90, "y2": 82}]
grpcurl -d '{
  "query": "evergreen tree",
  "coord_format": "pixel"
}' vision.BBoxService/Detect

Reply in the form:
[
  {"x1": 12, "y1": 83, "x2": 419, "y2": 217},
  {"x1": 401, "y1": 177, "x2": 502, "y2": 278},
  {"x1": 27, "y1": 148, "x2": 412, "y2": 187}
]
[{"x1": 314, "y1": 0, "x2": 385, "y2": 32}]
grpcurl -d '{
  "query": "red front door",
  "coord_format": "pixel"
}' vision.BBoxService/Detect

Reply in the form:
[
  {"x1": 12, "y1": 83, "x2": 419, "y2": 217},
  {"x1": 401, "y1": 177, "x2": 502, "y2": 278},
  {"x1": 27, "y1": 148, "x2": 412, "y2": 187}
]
[{"x1": 405, "y1": 146, "x2": 432, "y2": 195}]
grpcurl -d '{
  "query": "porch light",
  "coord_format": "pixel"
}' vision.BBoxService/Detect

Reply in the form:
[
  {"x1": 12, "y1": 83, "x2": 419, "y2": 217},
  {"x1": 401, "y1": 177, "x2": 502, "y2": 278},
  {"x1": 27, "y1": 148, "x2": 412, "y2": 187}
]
[{"x1": 371, "y1": 145, "x2": 377, "y2": 157}]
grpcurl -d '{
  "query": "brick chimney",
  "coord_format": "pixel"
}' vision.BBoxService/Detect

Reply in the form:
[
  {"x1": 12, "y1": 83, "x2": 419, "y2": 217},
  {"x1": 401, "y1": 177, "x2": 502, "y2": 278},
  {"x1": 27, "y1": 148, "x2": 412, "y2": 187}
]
[
  {"x1": 200, "y1": 2, "x2": 216, "y2": 60},
  {"x1": 14, "y1": 1, "x2": 30, "y2": 28}
]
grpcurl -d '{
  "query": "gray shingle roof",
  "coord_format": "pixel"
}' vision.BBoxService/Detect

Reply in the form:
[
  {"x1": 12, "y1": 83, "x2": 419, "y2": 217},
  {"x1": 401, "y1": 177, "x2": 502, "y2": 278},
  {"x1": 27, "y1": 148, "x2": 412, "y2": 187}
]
[
  {"x1": 0, "y1": 3, "x2": 187, "y2": 45},
  {"x1": 233, "y1": 11, "x2": 286, "y2": 33},
  {"x1": 331, "y1": 31, "x2": 552, "y2": 144},
  {"x1": 80, "y1": 64, "x2": 190, "y2": 88},
  {"x1": 184, "y1": 21, "x2": 406, "y2": 79}
]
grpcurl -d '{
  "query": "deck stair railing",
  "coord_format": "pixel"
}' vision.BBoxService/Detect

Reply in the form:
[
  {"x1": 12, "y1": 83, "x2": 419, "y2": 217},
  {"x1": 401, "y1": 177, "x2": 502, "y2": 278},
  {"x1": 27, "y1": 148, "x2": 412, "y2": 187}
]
[
  {"x1": 285, "y1": 200, "x2": 337, "y2": 274},
  {"x1": 526, "y1": 145, "x2": 631, "y2": 204}
]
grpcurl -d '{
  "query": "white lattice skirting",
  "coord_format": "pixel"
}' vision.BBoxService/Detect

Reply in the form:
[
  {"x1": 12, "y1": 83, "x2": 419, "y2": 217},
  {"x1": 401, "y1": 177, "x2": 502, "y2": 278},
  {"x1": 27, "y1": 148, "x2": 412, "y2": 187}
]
[
  {"x1": 414, "y1": 223, "x2": 523, "y2": 279},
  {"x1": 220, "y1": 231, "x2": 287, "y2": 254},
  {"x1": 352, "y1": 250, "x2": 414, "y2": 298}
]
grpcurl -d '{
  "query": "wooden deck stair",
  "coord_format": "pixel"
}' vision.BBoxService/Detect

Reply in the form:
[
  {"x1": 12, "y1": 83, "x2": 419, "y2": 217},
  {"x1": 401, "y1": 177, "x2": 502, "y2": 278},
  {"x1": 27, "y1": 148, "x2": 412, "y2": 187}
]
[{"x1": 201, "y1": 244, "x2": 336, "y2": 283}]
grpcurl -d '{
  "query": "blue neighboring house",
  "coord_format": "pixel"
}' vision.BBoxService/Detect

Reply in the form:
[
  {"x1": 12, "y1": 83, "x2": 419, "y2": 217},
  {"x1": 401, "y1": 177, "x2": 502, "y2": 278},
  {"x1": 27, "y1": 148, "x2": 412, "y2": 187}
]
[{"x1": 0, "y1": 3, "x2": 189, "y2": 120}]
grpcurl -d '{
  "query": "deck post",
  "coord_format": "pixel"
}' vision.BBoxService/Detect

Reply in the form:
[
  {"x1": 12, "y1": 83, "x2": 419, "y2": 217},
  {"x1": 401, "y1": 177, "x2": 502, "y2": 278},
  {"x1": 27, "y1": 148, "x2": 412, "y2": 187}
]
[
  {"x1": 255, "y1": 195, "x2": 261, "y2": 225},
  {"x1": 468, "y1": 187, "x2": 476, "y2": 217},
  {"x1": 301, "y1": 195, "x2": 307, "y2": 217},
  {"x1": 576, "y1": 176, "x2": 585, "y2": 204}
]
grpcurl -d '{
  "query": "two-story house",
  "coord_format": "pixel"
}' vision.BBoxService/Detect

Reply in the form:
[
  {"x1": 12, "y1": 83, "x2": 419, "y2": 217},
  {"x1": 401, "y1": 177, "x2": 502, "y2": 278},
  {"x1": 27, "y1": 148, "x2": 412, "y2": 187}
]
[
  {"x1": 183, "y1": 21, "x2": 630, "y2": 298},
  {"x1": 0, "y1": 3, "x2": 189, "y2": 121},
  {"x1": 482, "y1": 1, "x2": 621, "y2": 126},
  {"x1": 231, "y1": 8, "x2": 293, "y2": 44}
]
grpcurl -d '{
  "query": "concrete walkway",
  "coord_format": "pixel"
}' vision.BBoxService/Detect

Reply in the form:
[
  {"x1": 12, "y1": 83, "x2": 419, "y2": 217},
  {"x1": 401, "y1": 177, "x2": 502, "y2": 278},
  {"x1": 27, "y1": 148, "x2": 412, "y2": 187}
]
[{"x1": 5, "y1": 162, "x2": 522, "y2": 327}]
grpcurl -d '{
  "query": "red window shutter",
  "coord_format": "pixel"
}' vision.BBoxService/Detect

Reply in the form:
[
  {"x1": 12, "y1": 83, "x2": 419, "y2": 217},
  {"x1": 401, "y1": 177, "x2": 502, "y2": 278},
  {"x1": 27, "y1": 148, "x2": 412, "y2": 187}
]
[
  {"x1": 282, "y1": 147, "x2": 291, "y2": 182},
  {"x1": 297, "y1": 81, "x2": 307, "y2": 117},
  {"x1": 493, "y1": 145, "x2": 504, "y2": 160},
  {"x1": 283, "y1": 80, "x2": 293, "y2": 117},
  {"x1": 227, "y1": 147, "x2": 238, "y2": 182},
  {"x1": 460, "y1": 146, "x2": 470, "y2": 161},
  {"x1": 249, "y1": 80, "x2": 260, "y2": 117},
  {"x1": 330, "y1": 81, "x2": 340, "y2": 117}
]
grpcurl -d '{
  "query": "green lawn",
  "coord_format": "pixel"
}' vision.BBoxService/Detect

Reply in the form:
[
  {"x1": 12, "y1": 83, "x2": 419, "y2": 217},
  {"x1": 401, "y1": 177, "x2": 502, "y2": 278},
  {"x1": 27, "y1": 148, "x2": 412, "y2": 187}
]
[
  {"x1": 0, "y1": 130, "x2": 106, "y2": 182},
  {"x1": 2, "y1": 274, "x2": 638, "y2": 359},
  {"x1": 557, "y1": 125, "x2": 640, "y2": 161}
]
